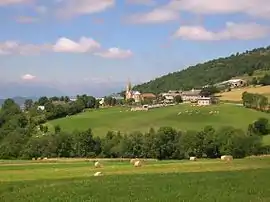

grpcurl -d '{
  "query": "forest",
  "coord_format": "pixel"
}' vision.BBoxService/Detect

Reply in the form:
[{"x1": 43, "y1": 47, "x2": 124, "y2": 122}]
[{"x1": 133, "y1": 46, "x2": 270, "y2": 94}]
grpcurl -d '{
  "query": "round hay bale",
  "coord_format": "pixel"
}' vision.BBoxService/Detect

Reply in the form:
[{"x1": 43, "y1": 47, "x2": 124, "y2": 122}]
[
  {"x1": 130, "y1": 158, "x2": 138, "y2": 164},
  {"x1": 43, "y1": 157, "x2": 48, "y2": 160},
  {"x1": 129, "y1": 159, "x2": 136, "y2": 164},
  {"x1": 221, "y1": 155, "x2": 233, "y2": 161},
  {"x1": 32, "y1": 157, "x2": 36, "y2": 161},
  {"x1": 189, "y1": 156, "x2": 197, "y2": 161},
  {"x1": 94, "y1": 171, "x2": 103, "y2": 177},
  {"x1": 134, "y1": 160, "x2": 142, "y2": 167},
  {"x1": 94, "y1": 161, "x2": 102, "y2": 168},
  {"x1": 37, "y1": 157, "x2": 42, "y2": 161}
]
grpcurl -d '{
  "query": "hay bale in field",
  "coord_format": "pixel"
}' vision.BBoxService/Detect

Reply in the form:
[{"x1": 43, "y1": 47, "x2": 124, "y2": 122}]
[
  {"x1": 130, "y1": 158, "x2": 139, "y2": 164},
  {"x1": 134, "y1": 160, "x2": 142, "y2": 167},
  {"x1": 32, "y1": 157, "x2": 36, "y2": 161},
  {"x1": 130, "y1": 158, "x2": 136, "y2": 164},
  {"x1": 94, "y1": 161, "x2": 102, "y2": 168},
  {"x1": 43, "y1": 157, "x2": 48, "y2": 160},
  {"x1": 221, "y1": 155, "x2": 233, "y2": 161},
  {"x1": 37, "y1": 157, "x2": 42, "y2": 160},
  {"x1": 94, "y1": 171, "x2": 103, "y2": 177},
  {"x1": 189, "y1": 156, "x2": 197, "y2": 161}
]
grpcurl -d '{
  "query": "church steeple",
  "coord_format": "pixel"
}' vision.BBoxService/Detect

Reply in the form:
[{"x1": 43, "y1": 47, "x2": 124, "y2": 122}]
[
  {"x1": 126, "y1": 79, "x2": 132, "y2": 100},
  {"x1": 126, "y1": 79, "x2": 132, "y2": 92}
]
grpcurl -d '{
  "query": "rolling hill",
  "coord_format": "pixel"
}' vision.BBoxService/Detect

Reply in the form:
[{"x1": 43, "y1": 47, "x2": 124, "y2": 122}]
[{"x1": 133, "y1": 46, "x2": 270, "y2": 94}]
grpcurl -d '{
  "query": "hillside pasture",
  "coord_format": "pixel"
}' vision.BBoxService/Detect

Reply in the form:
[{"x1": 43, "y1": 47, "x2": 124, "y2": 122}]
[
  {"x1": 1, "y1": 157, "x2": 270, "y2": 201},
  {"x1": 217, "y1": 85, "x2": 270, "y2": 102},
  {"x1": 48, "y1": 104, "x2": 270, "y2": 136}
]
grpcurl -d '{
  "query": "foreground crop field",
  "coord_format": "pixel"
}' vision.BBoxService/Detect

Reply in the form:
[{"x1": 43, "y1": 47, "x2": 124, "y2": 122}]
[
  {"x1": 1, "y1": 158, "x2": 270, "y2": 201},
  {"x1": 48, "y1": 104, "x2": 270, "y2": 136},
  {"x1": 217, "y1": 85, "x2": 270, "y2": 102}
]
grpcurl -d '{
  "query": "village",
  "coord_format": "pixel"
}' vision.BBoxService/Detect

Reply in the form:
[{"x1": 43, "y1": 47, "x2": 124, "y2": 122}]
[{"x1": 97, "y1": 78, "x2": 247, "y2": 111}]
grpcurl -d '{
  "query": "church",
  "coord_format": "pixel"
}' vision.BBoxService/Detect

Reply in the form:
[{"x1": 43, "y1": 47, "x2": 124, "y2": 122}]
[
  {"x1": 125, "y1": 81, "x2": 156, "y2": 103},
  {"x1": 125, "y1": 81, "x2": 141, "y2": 103}
]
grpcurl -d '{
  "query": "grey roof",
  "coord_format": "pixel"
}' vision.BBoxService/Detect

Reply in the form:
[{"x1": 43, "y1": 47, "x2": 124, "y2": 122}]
[{"x1": 182, "y1": 90, "x2": 201, "y2": 96}]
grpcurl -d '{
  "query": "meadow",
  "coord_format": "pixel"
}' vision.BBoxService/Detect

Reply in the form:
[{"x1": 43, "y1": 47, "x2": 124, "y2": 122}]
[
  {"x1": 1, "y1": 157, "x2": 270, "y2": 201},
  {"x1": 217, "y1": 85, "x2": 270, "y2": 102},
  {"x1": 48, "y1": 104, "x2": 270, "y2": 136}
]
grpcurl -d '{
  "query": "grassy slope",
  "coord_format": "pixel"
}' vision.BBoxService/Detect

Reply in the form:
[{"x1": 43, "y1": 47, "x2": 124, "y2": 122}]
[
  {"x1": 217, "y1": 86, "x2": 270, "y2": 102},
  {"x1": 1, "y1": 158, "x2": 270, "y2": 201},
  {"x1": 48, "y1": 104, "x2": 270, "y2": 136}
]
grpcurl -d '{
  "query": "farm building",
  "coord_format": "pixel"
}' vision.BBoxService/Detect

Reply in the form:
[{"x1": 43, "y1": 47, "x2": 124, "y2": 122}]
[
  {"x1": 216, "y1": 79, "x2": 246, "y2": 88},
  {"x1": 181, "y1": 89, "x2": 201, "y2": 102},
  {"x1": 37, "y1": 105, "x2": 45, "y2": 111}
]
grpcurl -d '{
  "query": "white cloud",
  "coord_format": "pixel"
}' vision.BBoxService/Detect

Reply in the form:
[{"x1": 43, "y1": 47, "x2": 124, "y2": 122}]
[
  {"x1": 53, "y1": 37, "x2": 101, "y2": 53},
  {"x1": 0, "y1": 0, "x2": 31, "y2": 6},
  {"x1": 0, "y1": 37, "x2": 101, "y2": 55},
  {"x1": 57, "y1": 0, "x2": 115, "y2": 18},
  {"x1": 127, "y1": 8, "x2": 179, "y2": 24},
  {"x1": 21, "y1": 74, "x2": 36, "y2": 80},
  {"x1": 126, "y1": 0, "x2": 156, "y2": 6},
  {"x1": 174, "y1": 22, "x2": 270, "y2": 41},
  {"x1": 0, "y1": 38, "x2": 133, "y2": 58},
  {"x1": 166, "y1": 0, "x2": 270, "y2": 19},
  {"x1": 0, "y1": 41, "x2": 51, "y2": 55},
  {"x1": 95, "y1": 48, "x2": 133, "y2": 59}
]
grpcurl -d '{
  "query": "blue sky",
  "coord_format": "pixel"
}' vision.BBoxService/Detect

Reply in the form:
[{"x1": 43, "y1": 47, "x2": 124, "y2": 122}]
[{"x1": 1, "y1": 0, "x2": 270, "y2": 96}]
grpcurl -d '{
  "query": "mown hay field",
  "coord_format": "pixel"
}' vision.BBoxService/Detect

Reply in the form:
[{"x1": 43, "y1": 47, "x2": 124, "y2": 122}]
[
  {"x1": 217, "y1": 86, "x2": 270, "y2": 102},
  {"x1": 1, "y1": 157, "x2": 270, "y2": 201},
  {"x1": 48, "y1": 104, "x2": 270, "y2": 137}
]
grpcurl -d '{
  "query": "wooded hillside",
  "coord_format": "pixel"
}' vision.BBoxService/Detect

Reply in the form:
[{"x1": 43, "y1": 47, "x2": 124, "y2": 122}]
[{"x1": 133, "y1": 46, "x2": 270, "y2": 94}]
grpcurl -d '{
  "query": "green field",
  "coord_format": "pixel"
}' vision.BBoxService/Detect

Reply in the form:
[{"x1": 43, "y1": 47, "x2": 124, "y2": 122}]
[
  {"x1": 48, "y1": 104, "x2": 270, "y2": 136},
  {"x1": 1, "y1": 157, "x2": 270, "y2": 201}
]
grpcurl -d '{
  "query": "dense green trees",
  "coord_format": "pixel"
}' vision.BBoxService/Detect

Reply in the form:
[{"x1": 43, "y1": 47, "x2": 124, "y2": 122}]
[
  {"x1": 0, "y1": 98, "x2": 269, "y2": 160},
  {"x1": 133, "y1": 46, "x2": 270, "y2": 93},
  {"x1": 259, "y1": 74, "x2": 270, "y2": 86},
  {"x1": 242, "y1": 92, "x2": 269, "y2": 111},
  {"x1": 0, "y1": 99, "x2": 268, "y2": 159},
  {"x1": 22, "y1": 94, "x2": 99, "y2": 123},
  {"x1": 2, "y1": 123, "x2": 264, "y2": 160}
]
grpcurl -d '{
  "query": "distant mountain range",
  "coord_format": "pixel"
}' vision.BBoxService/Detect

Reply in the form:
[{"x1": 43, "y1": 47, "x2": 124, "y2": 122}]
[
  {"x1": 0, "y1": 81, "x2": 127, "y2": 103},
  {"x1": 0, "y1": 96, "x2": 38, "y2": 106},
  {"x1": 0, "y1": 82, "x2": 66, "y2": 99}
]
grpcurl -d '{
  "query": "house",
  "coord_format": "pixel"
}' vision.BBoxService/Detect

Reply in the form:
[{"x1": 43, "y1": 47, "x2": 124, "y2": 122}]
[
  {"x1": 161, "y1": 90, "x2": 182, "y2": 103},
  {"x1": 99, "y1": 98, "x2": 105, "y2": 106},
  {"x1": 163, "y1": 94, "x2": 174, "y2": 103},
  {"x1": 141, "y1": 93, "x2": 156, "y2": 101},
  {"x1": 197, "y1": 97, "x2": 212, "y2": 106},
  {"x1": 37, "y1": 105, "x2": 45, "y2": 111},
  {"x1": 181, "y1": 89, "x2": 201, "y2": 102},
  {"x1": 217, "y1": 79, "x2": 246, "y2": 88},
  {"x1": 70, "y1": 97, "x2": 77, "y2": 102}
]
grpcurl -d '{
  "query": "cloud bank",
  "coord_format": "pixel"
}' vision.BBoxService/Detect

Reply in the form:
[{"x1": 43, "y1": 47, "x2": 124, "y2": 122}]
[
  {"x1": 0, "y1": 37, "x2": 133, "y2": 59},
  {"x1": 174, "y1": 22, "x2": 270, "y2": 41}
]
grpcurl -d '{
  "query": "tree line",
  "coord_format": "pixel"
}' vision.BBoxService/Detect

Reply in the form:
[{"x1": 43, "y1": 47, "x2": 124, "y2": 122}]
[
  {"x1": 0, "y1": 98, "x2": 270, "y2": 159},
  {"x1": 242, "y1": 92, "x2": 269, "y2": 112}
]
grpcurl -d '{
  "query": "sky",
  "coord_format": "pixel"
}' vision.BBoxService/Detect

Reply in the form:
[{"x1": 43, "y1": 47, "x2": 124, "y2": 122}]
[{"x1": 1, "y1": 0, "x2": 270, "y2": 96}]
